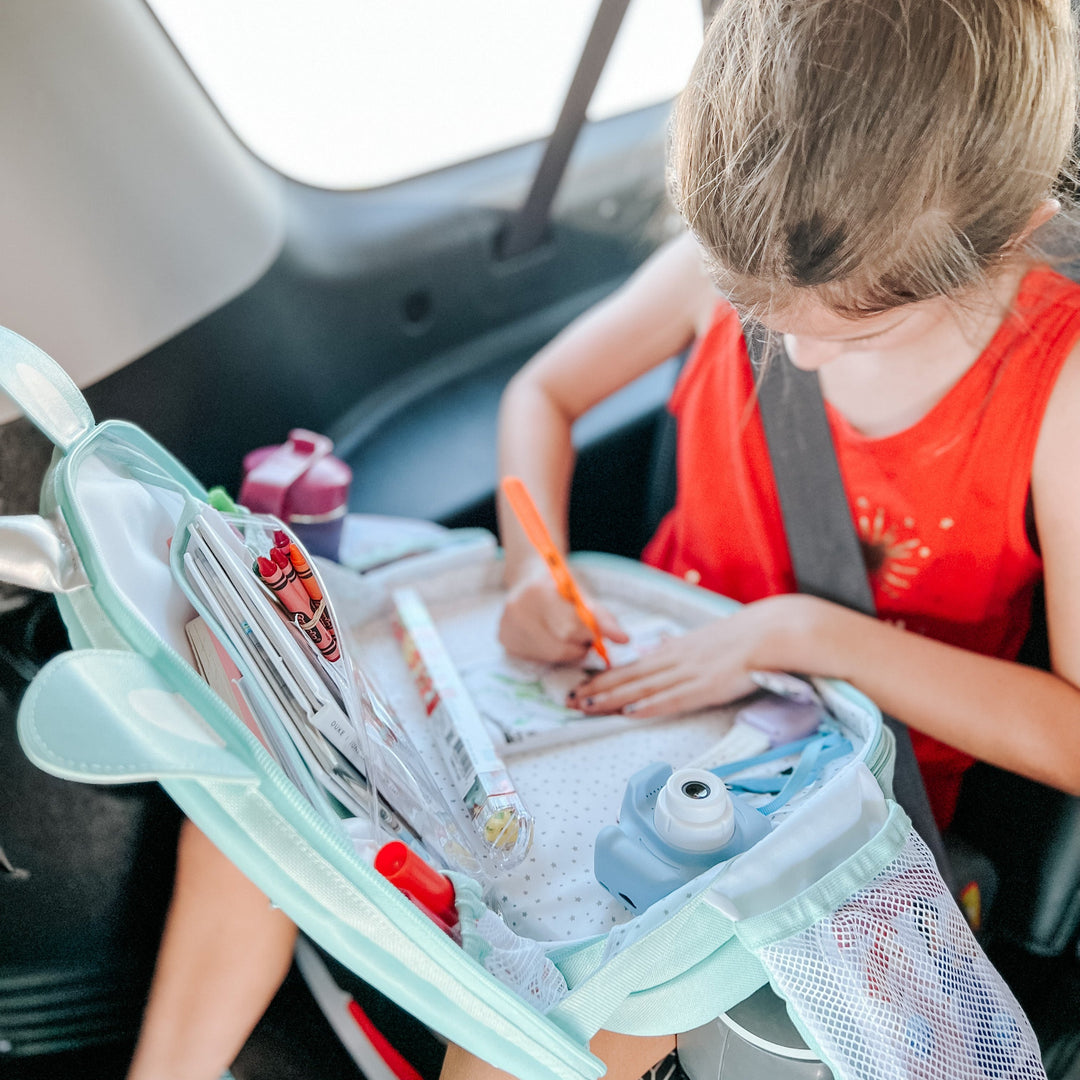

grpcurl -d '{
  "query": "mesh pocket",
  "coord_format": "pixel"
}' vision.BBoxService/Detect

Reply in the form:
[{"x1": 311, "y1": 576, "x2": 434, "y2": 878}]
[
  {"x1": 756, "y1": 830, "x2": 1044, "y2": 1080},
  {"x1": 452, "y1": 873, "x2": 569, "y2": 1013}
]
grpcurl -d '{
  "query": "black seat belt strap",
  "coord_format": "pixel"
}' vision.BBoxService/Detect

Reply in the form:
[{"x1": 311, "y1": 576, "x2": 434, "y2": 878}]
[
  {"x1": 752, "y1": 327, "x2": 876, "y2": 614},
  {"x1": 497, "y1": 0, "x2": 632, "y2": 260},
  {"x1": 751, "y1": 330, "x2": 954, "y2": 886}
]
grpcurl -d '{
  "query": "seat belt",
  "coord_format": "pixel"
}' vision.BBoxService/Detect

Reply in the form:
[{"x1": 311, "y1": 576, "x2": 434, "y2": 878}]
[
  {"x1": 751, "y1": 329, "x2": 955, "y2": 886},
  {"x1": 497, "y1": 0, "x2": 632, "y2": 260}
]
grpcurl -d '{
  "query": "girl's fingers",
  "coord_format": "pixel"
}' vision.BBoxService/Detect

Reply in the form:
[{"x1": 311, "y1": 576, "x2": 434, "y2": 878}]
[
  {"x1": 500, "y1": 574, "x2": 601, "y2": 662},
  {"x1": 501, "y1": 625, "x2": 589, "y2": 665},
  {"x1": 499, "y1": 604, "x2": 590, "y2": 663},
  {"x1": 545, "y1": 606, "x2": 598, "y2": 648},
  {"x1": 573, "y1": 650, "x2": 677, "y2": 697},
  {"x1": 594, "y1": 603, "x2": 631, "y2": 644},
  {"x1": 619, "y1": 683, "x2": 706, "y2": 719},
  {"x1": 573, "y1": 670, "x2": 681, "y2": 714}
]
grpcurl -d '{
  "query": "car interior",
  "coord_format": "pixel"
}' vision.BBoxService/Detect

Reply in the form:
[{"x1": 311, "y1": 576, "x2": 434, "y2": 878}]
[{"x1": 1, "y1": 2, "x2": 1079, "y2": 1079}]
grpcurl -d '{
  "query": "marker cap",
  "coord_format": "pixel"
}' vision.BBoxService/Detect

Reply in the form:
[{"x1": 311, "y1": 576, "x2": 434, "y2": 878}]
[{"x1": 374, "y1": 841, "x2": 457, "y2": 927}]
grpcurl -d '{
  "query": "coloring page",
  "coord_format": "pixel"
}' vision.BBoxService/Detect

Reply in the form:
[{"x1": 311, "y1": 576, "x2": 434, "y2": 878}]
[{"x1": 460, "y1": 612, "x2": 683, "y2": 756}]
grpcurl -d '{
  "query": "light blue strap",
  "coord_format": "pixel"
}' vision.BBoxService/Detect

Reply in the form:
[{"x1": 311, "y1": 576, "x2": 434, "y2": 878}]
[
  {"x1": 719, "y1": 733, "x2": 853, "y2": 815},
  {"x1": 0, "y1": 325, "x2": 94, "y2": 450},
  {"x1": 709, "y1": 733, "x2": 823, "y2": 778}
]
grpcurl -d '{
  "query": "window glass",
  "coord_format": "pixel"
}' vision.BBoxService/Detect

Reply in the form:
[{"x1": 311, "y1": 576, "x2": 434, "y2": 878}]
[{"x1": 146, "y1": 0, "x2": 703, "y2": 190}]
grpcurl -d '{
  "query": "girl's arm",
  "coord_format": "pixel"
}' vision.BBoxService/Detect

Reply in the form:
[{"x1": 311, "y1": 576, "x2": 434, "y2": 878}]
[
  {"x1": 496, "y1": 231, "x2": 717, "y2": 662},
  {"x1": 573, "y1": 587, "x2": 1080, "y2": 797},
  {"x1": 572, "y1": 343, "x2": 1080, "y2": 797}
]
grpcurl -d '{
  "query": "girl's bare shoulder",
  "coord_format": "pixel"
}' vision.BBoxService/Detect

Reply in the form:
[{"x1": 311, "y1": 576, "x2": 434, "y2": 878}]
[
  {"x1": 652, "y1": 231, "x2": 724, "y2": 337},
  {"x1": 1032, "y1": 333, "x2": 1080, "y2": 520}
]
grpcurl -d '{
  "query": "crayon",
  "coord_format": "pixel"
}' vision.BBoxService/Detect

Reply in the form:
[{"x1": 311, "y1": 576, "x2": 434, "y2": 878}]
[
  {"x1": 288, "y1": 543, "x2": 321, "y2": 601},
  {"x1": 270, "y1": 546, "x2": 306, "y2": 602},
  {"x1": 287, "y1": 542, "x2": 340, "y2": 651},
  {"x1": 256, "y1": 554, "x2": 307, "y2": 613},
  {"x1": 275, "y1": 544, "x2": 340, "y2": 657},
  {"x1": 256, "y1": 556, "x2": 340, "y2": 661},
  {"x1": 273, "y1": 528, "x2": 291, "y2": 552},
  {"x1": 265, "y1": 548, "x2": 313, "y2": 617}
]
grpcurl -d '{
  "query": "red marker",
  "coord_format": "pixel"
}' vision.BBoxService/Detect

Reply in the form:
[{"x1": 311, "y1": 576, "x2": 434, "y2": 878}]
[{"x1": 375, "y1": 841, "x2": 458, "y2": 932}]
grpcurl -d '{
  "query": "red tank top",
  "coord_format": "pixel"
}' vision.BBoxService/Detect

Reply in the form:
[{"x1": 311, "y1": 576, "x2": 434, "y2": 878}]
[{"x1": 642, "y1": 266, "x2": 1080, "y2": 828}]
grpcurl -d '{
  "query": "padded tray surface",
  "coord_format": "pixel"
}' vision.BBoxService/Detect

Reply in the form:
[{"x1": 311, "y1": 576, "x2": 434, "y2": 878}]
[{"x1": 344, "y1": 552, "x2": 873, "y2": 942}]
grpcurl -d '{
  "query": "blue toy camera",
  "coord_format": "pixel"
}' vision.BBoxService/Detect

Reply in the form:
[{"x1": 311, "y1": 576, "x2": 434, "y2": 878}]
[{"x1": 594, "y1": 762, "x2": 772, "y2": 912}]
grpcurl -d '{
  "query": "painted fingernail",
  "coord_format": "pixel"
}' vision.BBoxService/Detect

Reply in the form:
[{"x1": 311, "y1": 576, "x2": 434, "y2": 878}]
[
  {"x1": 622, "y1": 703, "x2": 638, "y2": 715},
  {"x1": 566, "y1": 689, "x2": 578, "y2": 701},
  {"x1": 583, "y1": 697, "x2": 595, "y2": 708}
]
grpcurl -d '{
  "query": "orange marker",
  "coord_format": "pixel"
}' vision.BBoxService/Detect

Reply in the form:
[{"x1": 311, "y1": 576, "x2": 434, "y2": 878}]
[{"x1": 500, "y1": 475, "x2": 610, "y2": 668}]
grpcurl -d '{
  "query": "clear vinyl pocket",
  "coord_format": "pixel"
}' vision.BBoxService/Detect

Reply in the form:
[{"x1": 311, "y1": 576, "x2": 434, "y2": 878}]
[
  {"x1": 37, "y1": 425, "x2": 493, "y2": 875},
  {"x1": 731, "y1": 805, "x2": 1046, "y2": 1080},
  {"x1": 166, "y1": 496, "x2": 511, "y2": 878}
]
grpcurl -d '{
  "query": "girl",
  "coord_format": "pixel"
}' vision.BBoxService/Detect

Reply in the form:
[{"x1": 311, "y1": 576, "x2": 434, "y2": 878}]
[{"x1": 457, "y1": 0, "x2": 1080, "y2": 1076}]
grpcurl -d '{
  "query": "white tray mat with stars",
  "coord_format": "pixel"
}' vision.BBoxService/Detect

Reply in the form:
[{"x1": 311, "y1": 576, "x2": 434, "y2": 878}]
[{"x1": 334, "y1": 550, "x2": 874, "y2": 945}]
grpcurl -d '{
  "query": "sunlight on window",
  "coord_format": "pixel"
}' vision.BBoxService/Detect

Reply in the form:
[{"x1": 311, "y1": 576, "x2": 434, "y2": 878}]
[{"x1": 146, "y1": 0, "x2": 703, "y2": 190}]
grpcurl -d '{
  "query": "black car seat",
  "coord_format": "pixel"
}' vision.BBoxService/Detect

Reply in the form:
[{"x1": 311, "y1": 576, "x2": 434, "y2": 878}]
[{"x1": 0, "y1": 419, "x2": 184, "y2": 1070}]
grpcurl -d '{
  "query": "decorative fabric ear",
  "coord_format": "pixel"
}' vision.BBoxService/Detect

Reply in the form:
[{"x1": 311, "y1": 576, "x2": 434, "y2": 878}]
[{"x1": 19, "y1": 649, "x2": 257, "y2": 785}]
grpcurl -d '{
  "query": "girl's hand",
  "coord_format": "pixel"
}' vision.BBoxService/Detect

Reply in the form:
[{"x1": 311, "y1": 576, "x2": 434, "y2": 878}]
[
  {"x1": 569, "y1": 598, "x2": 802, "y2": 718},
  {"x1": 498, "y1": 565, "x2": 629, "y2": 664}
]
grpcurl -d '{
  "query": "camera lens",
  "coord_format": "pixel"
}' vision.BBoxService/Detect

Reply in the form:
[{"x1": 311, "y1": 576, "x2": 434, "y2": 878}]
[
  {"x1": 655, "y1": 769, "x2": 736, "y2": 851},
  {"x1": 681, "y1": 780, "x2": 711, "y2": 800}
]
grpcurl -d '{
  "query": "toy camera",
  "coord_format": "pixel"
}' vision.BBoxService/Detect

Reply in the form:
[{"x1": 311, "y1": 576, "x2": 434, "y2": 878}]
[{"x1": 595, "y1": 762, "x2": 772, "y2": 912}]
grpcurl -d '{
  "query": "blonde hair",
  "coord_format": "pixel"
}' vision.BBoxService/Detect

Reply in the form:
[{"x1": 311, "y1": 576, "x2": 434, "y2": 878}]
[{"x1": 671, "y1": 0, "x2": 1079, "y2": 317}]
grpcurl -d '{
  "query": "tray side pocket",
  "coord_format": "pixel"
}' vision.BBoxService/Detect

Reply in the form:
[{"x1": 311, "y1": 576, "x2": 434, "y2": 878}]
[{"x1": 736, "y1": 811, "x2": 1045, "y2": 1080}]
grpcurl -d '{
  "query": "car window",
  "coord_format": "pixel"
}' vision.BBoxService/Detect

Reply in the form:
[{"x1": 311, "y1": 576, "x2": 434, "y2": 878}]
[{"x1": 145, "y1": 0, "x2": 703, "y2": 190}]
